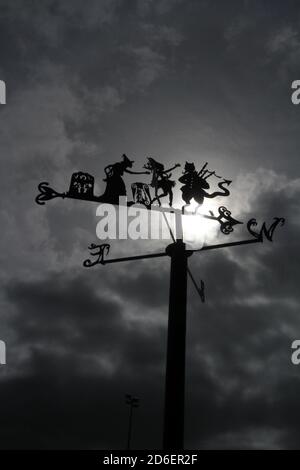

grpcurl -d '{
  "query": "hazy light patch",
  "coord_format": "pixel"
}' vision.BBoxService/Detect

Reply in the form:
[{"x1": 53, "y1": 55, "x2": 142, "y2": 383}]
[
  {"x1": 232, "y1": 295, "x2": 299, "y2": 310},
  {"x1": 227, "y1": 251, "x2": 265, "y2": 286},
  {"x1": 90, "y1": 353, "x2": 119, "y2": 376},
  {"x1": 199, "y1": 427, "x2": 284, "y2": 450},
  {"x1": 123, "y1": 303, "x2": 166, "y2": 327},
  {"x1": 183, "y1": 199, "x2": 220, "y2": 249},
  {"x1": 233, "y1": 294, "x2": 271, "y2": 307},
  {"x1": 193, "y1": 345, "x2": 241, "y2": 397},
  {"x1": 280, "y1": 320, "x2": 300, "y2": 338},
  {"x1": 244, "y1": 359, "x2": 265, "y2": 374}
]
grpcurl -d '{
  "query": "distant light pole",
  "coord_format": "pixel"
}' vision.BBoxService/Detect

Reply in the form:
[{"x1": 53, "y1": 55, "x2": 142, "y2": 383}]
[{"x1": 125, "y1": 394, "x2": 140, "y2": 450}]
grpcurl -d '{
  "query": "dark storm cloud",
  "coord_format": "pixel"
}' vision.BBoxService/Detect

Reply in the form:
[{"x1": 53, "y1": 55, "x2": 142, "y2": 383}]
[
  {"x1": 0, "y1": 0, "x2": 300, "y2": 450},
  {"x1": 0, "y1": 351, "x2": 165, "y2": 449},
  {"x1": 1, "y1": 272, "x2": 167, "y2": 448},
  {"x1": 107, "y1": 267, "x2": 170, "y2": 308},
  {"x1": 4, "y1": 272, "x2": 166, "y2": 373}
]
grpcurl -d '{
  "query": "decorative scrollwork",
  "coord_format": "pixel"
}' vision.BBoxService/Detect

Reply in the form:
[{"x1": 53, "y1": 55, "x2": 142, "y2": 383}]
[
  {"x1": 35, "y1": 182, "x2": 66, "y2": 205},
  {"x1": 217, "y1": 206, "x2": 242, "y2": 235},
  {"x1": 83, "y1": 243, "x2": 110, "y2": 267},
  {"x1": 247, "y1": 217, "x2": 285, "y2": 242},
  {"x1": 200, "y1": 206, "x2": 243, "y2": 235}
]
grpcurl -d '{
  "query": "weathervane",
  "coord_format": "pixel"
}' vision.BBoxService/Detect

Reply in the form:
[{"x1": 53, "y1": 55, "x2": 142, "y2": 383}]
[
  {"x1": 36, "y1": 155, "x2": 285, "y2": 450},
  {"x1": 36, "y1": 155, "x2": 230, "y2": 210}
]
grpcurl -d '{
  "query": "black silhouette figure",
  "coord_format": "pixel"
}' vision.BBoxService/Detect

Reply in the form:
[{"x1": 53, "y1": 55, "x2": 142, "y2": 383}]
[
  {"x1": 98, "y1": 154, "x2": 149, "y2": 204},
  {"x1": 179, "y1": 162, "x2": 231, "y2": 209},
  {"x1": 144, "y1": 158, "x2": 180, "y2": 206}
]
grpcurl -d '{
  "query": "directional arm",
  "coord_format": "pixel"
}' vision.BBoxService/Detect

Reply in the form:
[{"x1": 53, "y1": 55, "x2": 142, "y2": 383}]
[
  {"x1": 82, "y1": 218, "x2": 284, "y2": 305},
  {"x1": 83, "y1": 243, "x2": 167, "y2": 267},
  {"x1": 101, "y1": 252, "x2": 168, "y2": 264},
  {"x1": 189, "y1": 217, "x2": 285, "y2": 254},
  {"x1": 188, "y1": 237, "x2": 261, "y2": 254}
]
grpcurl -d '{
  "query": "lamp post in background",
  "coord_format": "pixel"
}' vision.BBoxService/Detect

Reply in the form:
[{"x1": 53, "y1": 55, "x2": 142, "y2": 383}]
[{"x1": 125, "y1": 394, "x2": 140, "y2": 450}]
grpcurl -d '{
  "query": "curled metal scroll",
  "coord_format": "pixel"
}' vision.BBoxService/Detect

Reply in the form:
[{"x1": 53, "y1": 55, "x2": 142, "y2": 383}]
[
  {"x1": 196, "y1": 205, "x2": 243, "y2": 235},
  {"x1": 216, "y1": 206, "x2": 243, "y2": 235},
  {"x1": 35, "y1": 182, "x2": 66, "y2": 205},
  {"x1": 83, "y1": 243, "x2": 110, "y2": 267},
  {"x1": 247, "y1": 217, "x2": 285, "y2": 242}
]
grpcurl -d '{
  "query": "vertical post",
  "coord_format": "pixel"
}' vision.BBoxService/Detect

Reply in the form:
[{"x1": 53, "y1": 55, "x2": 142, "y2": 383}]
[
  {"x1": 163, "y1": 240, "x2": 190, "y2": 450},
  {"x1": 127, "y1": 404, "x2": 133, "y2": 450},
  {"x1": 125, "y1": 394, "x2": 139, "y2": 450}
]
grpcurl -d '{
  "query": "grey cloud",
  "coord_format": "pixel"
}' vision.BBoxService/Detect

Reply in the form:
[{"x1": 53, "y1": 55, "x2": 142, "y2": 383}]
[
  {"x1": 4, "y1": 272, "x2": 166, "y2": 367},
  {"x1": 267, "y1": 26, "x2": 299, "y2": 54}
]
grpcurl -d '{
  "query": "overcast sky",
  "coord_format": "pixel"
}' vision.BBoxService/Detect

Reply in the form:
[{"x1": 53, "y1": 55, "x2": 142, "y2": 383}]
[{"x1": 0, "y1": 0, "x2": 299, "y2": 449}]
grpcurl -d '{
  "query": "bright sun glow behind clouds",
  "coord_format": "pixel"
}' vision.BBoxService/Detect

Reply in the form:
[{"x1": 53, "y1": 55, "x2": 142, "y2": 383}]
[{"x1": 182, "y1": 199, "x2": 220, "y2": 249}]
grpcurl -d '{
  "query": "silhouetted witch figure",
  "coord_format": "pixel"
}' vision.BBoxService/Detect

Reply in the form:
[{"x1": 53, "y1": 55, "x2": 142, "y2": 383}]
[
  {"x1": 98, "y1": 154, "x2": 149, "y2": 204},
  {"x1": 144, "y1": 158, "x2": 180, "y2": 206}
]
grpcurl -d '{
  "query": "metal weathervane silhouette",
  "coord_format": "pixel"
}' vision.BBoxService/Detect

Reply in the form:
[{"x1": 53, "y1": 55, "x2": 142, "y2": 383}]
[{"x1": 36, "y1": 154, "x2": 285, "y2": 450}]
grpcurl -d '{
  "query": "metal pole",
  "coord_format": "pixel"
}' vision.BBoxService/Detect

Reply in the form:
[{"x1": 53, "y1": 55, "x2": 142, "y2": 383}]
[
  {"x1": 125, "y1": 394, "x2": 139, "y2": 450},
  {"x1": 127, "y1": 404, "x2": 133, "y2": 450},
  {"x1": 163, "y1": 240, "x2": 191, "y2": 450}
]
